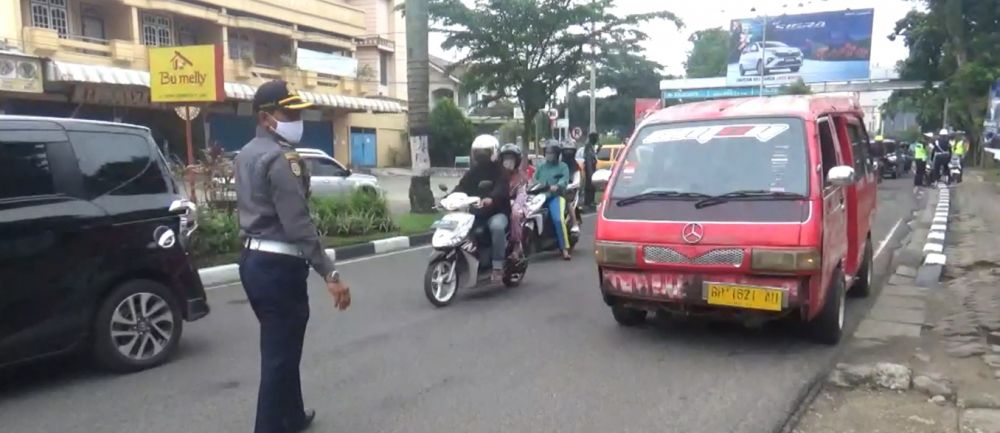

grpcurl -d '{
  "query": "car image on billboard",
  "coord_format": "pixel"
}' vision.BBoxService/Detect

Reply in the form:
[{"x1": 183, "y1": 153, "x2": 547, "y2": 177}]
[{"x1": 727, "y1": 8, "x2": 874, "y2": 86}]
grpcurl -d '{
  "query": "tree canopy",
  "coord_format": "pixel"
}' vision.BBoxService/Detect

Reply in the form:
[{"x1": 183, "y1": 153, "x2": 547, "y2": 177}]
[
  {"x1": 887, "y1": 0, "x2": 1000, "y2": 163},
  {"x1": 685, "y1": 28, "x2": 730, "y2": 78},
  {"x1": 427, "y1": 0, "x2": 681, "y2": 144},
  {"x1": 428, "y1": 98, "x2": 475, "y2": 166}
]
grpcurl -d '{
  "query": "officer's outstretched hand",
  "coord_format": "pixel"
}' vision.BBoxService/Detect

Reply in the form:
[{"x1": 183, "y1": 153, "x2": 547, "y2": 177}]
[{"x1": 327, "y1": 280, "x2": 351, "y2": 310}]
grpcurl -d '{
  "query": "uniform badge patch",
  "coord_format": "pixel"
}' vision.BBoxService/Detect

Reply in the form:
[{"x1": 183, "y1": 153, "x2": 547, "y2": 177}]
[{"x1": 284, "y1": 151, "x2": 302, "y2": 177}]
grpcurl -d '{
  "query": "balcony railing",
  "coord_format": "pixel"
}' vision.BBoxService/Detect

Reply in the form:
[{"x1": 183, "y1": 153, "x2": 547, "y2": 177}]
[{"x1": 356, "y1": 35, "x2": 395, "y2": 52}]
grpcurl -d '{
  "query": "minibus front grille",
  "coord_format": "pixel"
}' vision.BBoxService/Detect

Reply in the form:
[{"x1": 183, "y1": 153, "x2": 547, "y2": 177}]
[{"x1": 643, "y1": 246, "x2": 745, "y2": 266}]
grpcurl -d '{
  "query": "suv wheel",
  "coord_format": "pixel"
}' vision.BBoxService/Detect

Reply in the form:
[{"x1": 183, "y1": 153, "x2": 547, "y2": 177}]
[
  {"x1": 611, "y1": 305, "x2": 647, "y2": 327},
  {"x1": 809, "y1": 268, "x2": 845, "y2": 345},
  {"x1": 850, "y1": 238, "x2": 873, "y2": 298},
  {"x1": 93, "y1": 280, "x2": 183, "y2": 372}
]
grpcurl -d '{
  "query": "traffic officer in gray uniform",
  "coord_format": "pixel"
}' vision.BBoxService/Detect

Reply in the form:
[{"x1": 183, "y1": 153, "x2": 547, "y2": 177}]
[{"x1": 235, "y1": 80, "x2": 351, "y2": 433}]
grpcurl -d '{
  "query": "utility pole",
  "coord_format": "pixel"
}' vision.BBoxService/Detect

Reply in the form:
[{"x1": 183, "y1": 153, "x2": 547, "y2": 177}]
[
  {"x1": 583, "y1": 0, "x2": 598, "y2": 206},
  {"x1": 406, "y1": 0, "x2": 434, "y2": 213}
]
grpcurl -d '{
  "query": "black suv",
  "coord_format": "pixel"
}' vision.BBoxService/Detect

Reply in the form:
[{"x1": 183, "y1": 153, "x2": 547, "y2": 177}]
[{"x1": 0, "y1": 116, "x2": 209, "y2": 372}]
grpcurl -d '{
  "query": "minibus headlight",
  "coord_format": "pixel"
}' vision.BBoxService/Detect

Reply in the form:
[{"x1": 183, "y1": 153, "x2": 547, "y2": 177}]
[{"x1": 595, "y1": 241, "x2": 638, "y2": 267}]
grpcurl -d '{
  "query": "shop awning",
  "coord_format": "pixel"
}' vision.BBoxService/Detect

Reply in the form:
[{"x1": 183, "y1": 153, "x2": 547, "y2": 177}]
[
  {"x1": 225, "y1": 82, "x2": 403, "y2": 113},
  {"x1": 48, "y1": 60, "x2": 403, "y2": 113}
]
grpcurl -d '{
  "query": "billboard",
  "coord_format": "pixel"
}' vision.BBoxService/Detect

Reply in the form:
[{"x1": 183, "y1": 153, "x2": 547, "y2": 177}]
[
  {"x1": 149, "y1": 44, "x2": 224, "y2": 103},
  {"x1": 727, "y1": 9, "x2": 873, "y2": 86}
]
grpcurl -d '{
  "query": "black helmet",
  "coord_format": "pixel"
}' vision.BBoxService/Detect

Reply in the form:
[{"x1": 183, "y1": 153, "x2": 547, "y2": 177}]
[
  {"x1": 499, "y1": 143, "x2": 522, "y2": 166},
  {"x1": 544, "y1": 140, "x2": 562, "y2": 155}
]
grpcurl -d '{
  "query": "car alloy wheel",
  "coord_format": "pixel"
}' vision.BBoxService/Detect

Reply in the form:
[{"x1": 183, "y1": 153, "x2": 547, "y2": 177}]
[{"x1": 110, "y1": 292, "x2": 175, "y2": 361}]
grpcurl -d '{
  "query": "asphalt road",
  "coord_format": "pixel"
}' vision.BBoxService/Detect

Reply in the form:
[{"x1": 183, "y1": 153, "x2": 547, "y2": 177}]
[{"x1": 0, "y1": 178, "x2": 921, "y2": 433}]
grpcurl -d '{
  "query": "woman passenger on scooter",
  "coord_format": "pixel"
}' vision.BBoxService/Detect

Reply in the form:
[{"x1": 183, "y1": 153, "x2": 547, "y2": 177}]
[
  {"x1": 499, "y1": 143, "x2": 528, "y2": 259},
  {"x1": 534, "y1": 141, "x2": 572, "y2": 260}
]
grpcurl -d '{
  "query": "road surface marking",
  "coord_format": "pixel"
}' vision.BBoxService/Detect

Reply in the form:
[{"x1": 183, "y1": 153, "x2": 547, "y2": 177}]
[{"x1": 875, "y1": 218, "x2": 904, "y2": 258}]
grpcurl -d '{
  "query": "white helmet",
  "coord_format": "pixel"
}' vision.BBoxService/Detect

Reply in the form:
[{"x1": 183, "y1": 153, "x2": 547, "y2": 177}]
[
  {"x1": 939, "y1": 128, "x2": 950, "y2": 135},
  {"x1": 470, "y1": 134, "x2": 500, "y2": 163}
]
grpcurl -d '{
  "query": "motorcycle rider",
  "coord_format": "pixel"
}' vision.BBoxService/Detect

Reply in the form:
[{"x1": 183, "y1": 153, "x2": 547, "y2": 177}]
[
  {"x1": 534, "y1": 141, "x2": 572, "y2": 260},
  {"x1": 931, "y1": 128, "x2": 952, "y2": 184},
  {"x1": 913, "y1": 133, "x2": 930, "y2": 187},
  {"x1": 499, "y1": 143, "x2": 529, "y2": 259},
  {"x1": 454, "y1": 135, "x2": 510, "y2": 282},
  {"x1": 560, "y1": 140, "x2": 581, "y2": 233}
]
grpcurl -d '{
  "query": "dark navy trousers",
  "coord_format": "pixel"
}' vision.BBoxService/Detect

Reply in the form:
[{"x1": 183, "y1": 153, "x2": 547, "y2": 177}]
[{"x1": 239, "y1": 249, "x2": 311, "y2": 433}]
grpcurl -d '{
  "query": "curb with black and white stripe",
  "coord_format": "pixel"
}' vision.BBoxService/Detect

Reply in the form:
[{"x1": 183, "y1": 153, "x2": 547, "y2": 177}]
[
  {"x1": 923, "y1": 187, "x2": 949, "y2": 266},
  {"x1": 197, "y1": 231, "x2": 434, "y2": 288},
  {"x1": 914, "y1": 187, "x2": 950, "y2": 286}
]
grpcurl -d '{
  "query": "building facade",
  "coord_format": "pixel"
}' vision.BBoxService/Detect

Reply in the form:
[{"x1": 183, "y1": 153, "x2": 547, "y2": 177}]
[{"x1": 0, "y1": 0, "x2": 408, "y2": 167}]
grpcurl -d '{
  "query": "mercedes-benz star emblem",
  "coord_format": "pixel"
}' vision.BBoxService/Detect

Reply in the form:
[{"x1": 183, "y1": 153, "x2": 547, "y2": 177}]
[{"x1": 681, "y1": 223, "x2": 705, "y2": 244}]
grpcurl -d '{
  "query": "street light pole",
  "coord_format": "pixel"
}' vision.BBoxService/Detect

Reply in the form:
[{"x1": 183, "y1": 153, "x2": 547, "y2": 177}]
[{"x1": 588, "y1": 0, "x2": 597, "y2": 134}]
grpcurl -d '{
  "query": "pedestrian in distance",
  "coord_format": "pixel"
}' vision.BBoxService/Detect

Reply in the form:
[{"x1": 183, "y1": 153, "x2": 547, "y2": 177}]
[{"x1": 234, "y1": 80, "x2": 352, "y2": 433}]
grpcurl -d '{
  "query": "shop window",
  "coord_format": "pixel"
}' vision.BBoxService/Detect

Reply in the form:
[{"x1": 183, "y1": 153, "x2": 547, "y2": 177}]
[
  {"x1": 81, "y1": 5, "x2": 105, "y2": 41},
  {"x1": 379, "y1": 52, "x2": 389, "y2": 85},
  {"x1": 141, "y1": 14, "x2": 173, "y2": 47},
  {"x1": 177, "y1": 23, "x2": 197, "y2": 46},
  {"x1": 30, "y1": 0, "x2": 69, "y2": 38},
  {"x1": 229, "y1": 31, "x2": 254, "y2": 60}
]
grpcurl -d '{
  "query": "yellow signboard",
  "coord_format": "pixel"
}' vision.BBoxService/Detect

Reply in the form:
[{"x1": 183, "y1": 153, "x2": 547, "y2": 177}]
[
  {"x1": 149, "y1": 44, "x2": 224, "y2": 103},
  {"x1": 0, "y1": 54, "x2": 43, "y2": 94}
]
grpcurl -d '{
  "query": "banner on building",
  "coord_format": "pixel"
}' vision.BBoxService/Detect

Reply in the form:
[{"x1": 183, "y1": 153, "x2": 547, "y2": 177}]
[
  {"x1": 0, "y1": 54, "x2": 43, "y2": 94},
  {"x1": 727, "y1": 9, "x2": 873, "y2": 86},
  {"x1": 634, "y1": 98, "x2": 662, "y2": 124},
  {"x1": 297, "y1": 48, "x2": 359, "y2": 79},
  {"x1": 149, "y1": 44, "x2": 224, "y2": 103}
]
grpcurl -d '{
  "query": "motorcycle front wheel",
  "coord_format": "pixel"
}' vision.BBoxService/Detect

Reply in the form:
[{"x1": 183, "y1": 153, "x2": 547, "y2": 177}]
[{"x1": 424, "y1": 257, "x2": 459, "y2": 307}]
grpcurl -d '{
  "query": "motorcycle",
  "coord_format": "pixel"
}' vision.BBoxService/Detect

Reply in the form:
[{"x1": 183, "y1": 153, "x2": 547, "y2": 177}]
[
  {"x1": 948, "y1": 155, "x2": 963, "y2": 184},
  {"x1": 423, "y1": 183, "x2": 528, "y2": 307},
  {"x1": 523, "y1": 173, "x2": 581, "y2": 255}
]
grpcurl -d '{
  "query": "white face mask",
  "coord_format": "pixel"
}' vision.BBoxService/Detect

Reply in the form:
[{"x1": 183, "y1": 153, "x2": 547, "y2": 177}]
[
  {"x1": 271, "y1": 117, "x2": 304, "y2": 144},
  {"x1": 502, "y1": 158, "x2": 516, "y2": 170}
]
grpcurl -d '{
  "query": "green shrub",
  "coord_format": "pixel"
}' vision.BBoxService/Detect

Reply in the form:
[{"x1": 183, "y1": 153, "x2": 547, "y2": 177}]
[
  {"x1": 310, "y1": 190, "x2": 397, "y2": 236},
  {"x1": 190, "y1": 190, "x2": 397, "y2": 260},
  {"x1": 191, "y1": 206, "x2": 241, "y2": 258}
]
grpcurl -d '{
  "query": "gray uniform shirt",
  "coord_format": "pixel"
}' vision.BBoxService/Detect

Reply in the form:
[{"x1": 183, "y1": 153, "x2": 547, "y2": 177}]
[{"x1": 235, "y1": 126, "x2": 335, "y2": 278}]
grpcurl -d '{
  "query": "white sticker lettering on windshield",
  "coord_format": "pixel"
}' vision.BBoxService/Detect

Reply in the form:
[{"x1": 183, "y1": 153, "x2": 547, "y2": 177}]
[{"x1": 642, "y1": 123, "x2": 791, "y2": 145}]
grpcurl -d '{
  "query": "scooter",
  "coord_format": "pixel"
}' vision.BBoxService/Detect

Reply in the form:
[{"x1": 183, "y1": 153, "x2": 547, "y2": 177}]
[
  {"x1": 523, "y1": 174, "x2": 581, "y2": 255},
  {"x1": 423, "y1": 185, "x2": 528, "y2": 307},
  {"x1": 948, "y1": 155, "x2": 963, "y2": 184}
]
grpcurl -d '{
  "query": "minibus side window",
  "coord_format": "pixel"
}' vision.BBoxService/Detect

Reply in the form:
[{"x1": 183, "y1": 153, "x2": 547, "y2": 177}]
[{"x1": 818, "y1": 120, "x2": 839, "y2": 185}]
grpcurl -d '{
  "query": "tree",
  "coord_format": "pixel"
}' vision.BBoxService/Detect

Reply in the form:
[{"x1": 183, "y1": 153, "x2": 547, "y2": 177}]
[
  {"x1": 427, "y1": 0, "x2": 681, "y2": 146},
  {"x1": 406, "y1": 0, "x2": 435, "y2": 213},
  {"x1": 779, "y1": 78, "x2": 812, "y2": 95},
  {"x1": 889, "y1": 0, "x2": 1000, "y2": 165},
  {"x1": 685, "y1": 28, "x2": 730, "y2": 78},
  {"x1": 563, "y1": 53, "x2": 670, "y2": 139},
  {"x1": 428, "y1": 98, "x2": 475, "y2": 165}
]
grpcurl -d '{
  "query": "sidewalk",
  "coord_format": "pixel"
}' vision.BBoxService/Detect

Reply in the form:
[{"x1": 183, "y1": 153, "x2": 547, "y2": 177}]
[
  {"x1": 374, "y1": 169, "x2": 460, "y2": 215},
  {"x1": 793, "y1": 171, "x2": 1000, "y2": 433}
]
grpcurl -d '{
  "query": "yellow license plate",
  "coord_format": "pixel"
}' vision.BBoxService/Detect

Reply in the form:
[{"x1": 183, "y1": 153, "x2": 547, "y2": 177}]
[{"x1": 705, "y1": 283, "x2": 784, "y2": 312}]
